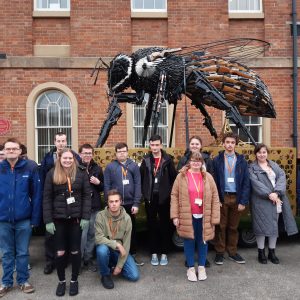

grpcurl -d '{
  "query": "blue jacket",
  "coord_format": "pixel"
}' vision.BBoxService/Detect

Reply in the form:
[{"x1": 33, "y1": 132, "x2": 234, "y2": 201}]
[
  {"x1": 213, "y1": 150, "x2": 250, "y2": 206},
  {"x1": 0, "y1": 158, "x2": 42, "y2": 225},
  {"x1": 104, "y1": 159, "x2": 141, "y2": 207}
]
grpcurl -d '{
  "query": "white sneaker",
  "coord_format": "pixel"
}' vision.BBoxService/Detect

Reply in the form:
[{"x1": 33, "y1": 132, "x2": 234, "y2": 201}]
[
  {"x1": 198, "y1": 266, "x2": 207, "y2": 281},
  {"x1": 151, "y1": 254, "x2": 159, "y2": 266},
  {"x1": 160, "y1": 254, "x2": 168, "y2": 266},
  {"x1": 187, "y1": 267, "x2": 197, "y2": 282}
]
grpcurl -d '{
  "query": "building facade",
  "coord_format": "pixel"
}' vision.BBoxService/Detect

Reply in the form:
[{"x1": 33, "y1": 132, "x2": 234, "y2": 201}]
[{"x1": 0, "y1": 0, "x2": 299, "y2": 161}]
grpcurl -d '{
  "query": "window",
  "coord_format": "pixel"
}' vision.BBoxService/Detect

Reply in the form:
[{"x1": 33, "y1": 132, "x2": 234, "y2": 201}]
[
  {"x1": 229, "y1": 0, "x2": 262, "y2": 12},
  {"x1": 35, "y1": 90, "x2": 72, "y2": 163},
  {"x1": 131, "y1": 0, "x2": 167, "y2": 11},
  {"x1": 133, "y1": 100, "x2": 168, "y2": 147},
  {"x1": 35, "y1": 0, "x2": 70, "y2": 10},
  {"x1": 229, "y1": 116, "x2": 262, "y2": 143}
]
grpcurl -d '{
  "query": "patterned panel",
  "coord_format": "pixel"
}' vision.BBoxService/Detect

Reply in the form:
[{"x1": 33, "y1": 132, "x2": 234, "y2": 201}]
[{"x1": 93, "y1": 146, "x2": 296, "y2": 215}]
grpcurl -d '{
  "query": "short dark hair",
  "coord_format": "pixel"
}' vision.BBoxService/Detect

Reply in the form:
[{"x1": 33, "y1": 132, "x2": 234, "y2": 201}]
[
  {"x1": 4, "y1": 138, "x2": 22, "y2": 148},
  {"x1": 0, "y1": 144, "x2": 4, "y2": 151},
  {"x1": 149, "y1": 134, "x2": 162, "y2": 143},
  {"x1": 107, "y1": 189, "x2": 122, "y2": 201},
  {"x1": 54, "y1": 131, "x2": 67, "y2": 141},
  {"x1": 20, "y1": 144, "x2": 27, "y2": 155},
  {"x1": 254, "y1": 143, "x2": 270, "y2": 155},
  {"x1": 222, "y1": 132, "x2": 239, "y2": 144},
  {"x1": 189, "y1": 135, "x2": 203, "y2": 146},
  {"x1": 115, "y1": 142, "x2": 128, "y2": 152},
  {"x1": 79, "y1": 143, "x2": 94, "y2": 153}
]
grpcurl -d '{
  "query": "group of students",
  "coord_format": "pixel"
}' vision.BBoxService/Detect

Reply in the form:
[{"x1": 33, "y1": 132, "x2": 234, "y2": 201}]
[{"x1": 0, "y1": 131, "x2": 298, "y2": 297}]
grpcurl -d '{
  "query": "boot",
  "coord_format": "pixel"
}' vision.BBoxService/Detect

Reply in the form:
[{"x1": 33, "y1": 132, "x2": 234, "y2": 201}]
[
  {"x1": 268, "y1": 248, "x2": 279, "y2": 264},
  {"x1": 258, "y1": 249, "x2": 267, "y2": 264}
]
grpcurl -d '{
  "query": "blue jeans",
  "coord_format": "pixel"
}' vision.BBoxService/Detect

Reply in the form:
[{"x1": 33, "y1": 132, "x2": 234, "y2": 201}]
[
  {"x1": 81, "y1": 211, "x2": 98, "y2": 261},
  {"x1": 0, "y1": 219, "x2": 32, "y2": 286},
  {"x1": 184, "y1": 217, "x2": 208, "y2": 267},
  {"x1": 96, "y1": 244, "x2": 139, "y2": 281}
]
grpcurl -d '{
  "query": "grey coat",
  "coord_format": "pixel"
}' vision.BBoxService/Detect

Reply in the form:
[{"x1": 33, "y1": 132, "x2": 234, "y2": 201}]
[{"x1": 249, "y1": 160, "x2": 298, "y2": 237}]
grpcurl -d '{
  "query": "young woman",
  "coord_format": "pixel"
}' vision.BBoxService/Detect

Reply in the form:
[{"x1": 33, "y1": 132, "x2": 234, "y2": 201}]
[
  {"x1": 177, "y1": 135, "x2": 214, "y2": 175},
  {"x1": 171, "y1": 152, "x2": 220, "y2": 282},
  {"x1": 43, "y1": 148, "x2": 91, "y2": 296},
  {"x1": 249, "y1": 144, "x2": 298, "y2": 264}
]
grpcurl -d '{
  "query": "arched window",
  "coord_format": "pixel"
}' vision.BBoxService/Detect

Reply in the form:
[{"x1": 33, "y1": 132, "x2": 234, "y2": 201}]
[{"x1": 35, "y1": 90, "x2": 72, "y2": 163}]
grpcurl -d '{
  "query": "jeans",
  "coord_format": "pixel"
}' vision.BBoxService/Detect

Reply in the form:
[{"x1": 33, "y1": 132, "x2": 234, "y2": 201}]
[
  {"x1": 184, "y1": 217, "x2": 208, "y2": 267},
  {"x1": 0, "y1": 219, "x2": 32, "y2": 286},
  {"x1": 96, "y1": 244, "x2": 139, "y2": 281},
  {"x1": 81, "y1": 211, "x2": 98, "y2": 261}
]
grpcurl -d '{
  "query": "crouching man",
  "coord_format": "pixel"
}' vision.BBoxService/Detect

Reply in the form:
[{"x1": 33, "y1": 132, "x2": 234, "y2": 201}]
[{"x1": 95, "y1": 189, "x2": 139, "y2": 289}]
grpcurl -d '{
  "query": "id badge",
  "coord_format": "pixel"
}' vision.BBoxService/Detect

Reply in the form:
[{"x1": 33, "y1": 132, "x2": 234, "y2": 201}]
[
  {"x1": 154, "y1": 178, "x2": 158, "y2": 183},
  {"x1": 123, "y1": 179, "x2": 129, "y2": 185},
  {"x1": 67, "y1": 197, "x2": 75, "y2": 205},
  {"x1": 227, "y1": 177, "x2": 235, "y2": 183},
  {"x1": 195, "y1": 198, "x2": 202, "y2": 206}
]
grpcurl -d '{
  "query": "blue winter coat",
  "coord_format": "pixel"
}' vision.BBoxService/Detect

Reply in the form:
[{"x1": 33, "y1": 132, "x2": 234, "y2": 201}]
[
  {"x1": 104, "y1": 159, "x2": 141, "y2": 207},
  {"x1": 0, "y1": 158, "x2": 42, "y2": 226},
  {"x1": 213, "y1": 150, "x2": 250, "y2": 206}
]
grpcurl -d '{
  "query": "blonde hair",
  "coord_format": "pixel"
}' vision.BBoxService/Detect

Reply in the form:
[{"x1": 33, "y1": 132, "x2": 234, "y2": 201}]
[{"x1": 53, "y1": 148, "x2": 77, "y2": 185}]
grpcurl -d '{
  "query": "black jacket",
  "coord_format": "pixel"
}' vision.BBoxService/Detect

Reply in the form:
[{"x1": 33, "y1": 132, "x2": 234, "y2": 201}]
[
  {"x1": 140, "y1": 150, "x2": 177, "y2": 205},
  {"x1": 43, "y1": 166, "x2": 91, "y2": 223},
  {"x1": 80, "y1": 159, "x2": 104, "y2": 211},
  {"x1": 177, "y1": 150, "x2": 214, "y2": 176}
]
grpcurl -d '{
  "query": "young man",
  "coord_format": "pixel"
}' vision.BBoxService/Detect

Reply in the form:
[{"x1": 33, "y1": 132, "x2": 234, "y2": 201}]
[
  {"x1": 79, "y1": 143, "x2": 104, "y2": 272},
  {"x1": 0, "y1": 138, "x2": 42, "y2": 297},
  {"x1": 213, "y1": 132, "x2": 250, "y2": 265},
  {"x1": 140, "y1": 135, "x2": 177, "y2": 266},
  {"x1": 40, "y1": 132, "x2": 80, "y2": 275},
  {"x1": 104, "y1": 142, "x2": 143, "y2": 265},
  {"x1": 95, "y1": 189, "x2": 139, "y2": 289}
]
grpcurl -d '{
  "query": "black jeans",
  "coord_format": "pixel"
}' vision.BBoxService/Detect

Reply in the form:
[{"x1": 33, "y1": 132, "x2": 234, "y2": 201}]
[
  {"x1": 54, "y1": 219, "x2": 82, "y2": 281},
  {"x1": 145, "y1": 194, "x2": 171, "y2": 254},
  {"x1": 123, "y1": 204, "x2": 137, "y2": 255},
  {"x1": 45, "y1": 231, "x2": 55, "y2": 264}
]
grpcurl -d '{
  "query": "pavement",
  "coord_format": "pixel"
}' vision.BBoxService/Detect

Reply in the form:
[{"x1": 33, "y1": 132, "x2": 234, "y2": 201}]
[{"x1": 1, "y1": 235, "x2": 300, "y2": 300}]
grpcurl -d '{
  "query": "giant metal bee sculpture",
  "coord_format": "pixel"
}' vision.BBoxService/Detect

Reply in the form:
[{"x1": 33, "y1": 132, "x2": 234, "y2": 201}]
[{"x1": 93, "y1": 38, "x2": 276, "y2": 147}]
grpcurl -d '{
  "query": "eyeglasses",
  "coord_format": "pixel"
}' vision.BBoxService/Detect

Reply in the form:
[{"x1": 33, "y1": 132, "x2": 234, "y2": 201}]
[
  {"x1": 4, "y1": 148, "x2": 20, "y2": 152},
  {"x1": 190, "y1": 160, "x2": 202, "y2": 163},
  {"x1": 81, "y1": 152, "x2": 93, "y2": 156},
  {"x1": 116, "y1": 150, "x2": 127, "y2": 153}
]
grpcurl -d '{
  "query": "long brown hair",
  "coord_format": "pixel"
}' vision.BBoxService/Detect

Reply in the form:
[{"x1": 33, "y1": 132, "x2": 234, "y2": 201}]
[{"x1": 53, "y1": 148, "x2": 77, "y2": 185}]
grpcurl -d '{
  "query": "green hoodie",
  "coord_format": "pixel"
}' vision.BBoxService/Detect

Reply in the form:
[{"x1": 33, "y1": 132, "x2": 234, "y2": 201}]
[{"x1": 95, "y1": 206, "x2": 132, "y2": 268}]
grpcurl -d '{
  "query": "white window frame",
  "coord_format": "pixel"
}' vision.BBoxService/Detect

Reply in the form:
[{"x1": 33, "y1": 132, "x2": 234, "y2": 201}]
[
  {"x1": 132, "y1": 99, "x2": 169, "y2": 148},
  {"x1": 229, "y1": 116, "x2": 263, "y2": 144},
  {"x1": 35, "y1": 89, "x2": 72, "y2": 163},
  {"x1": 228, "y1": 0, "x2": 262, "y2": 13},
  {"x1": 131, "y1": 0, "x2": 167, "y2": 12},
  {"x1": 34, "y1": 0, "x2": 70, "y2": 11}
]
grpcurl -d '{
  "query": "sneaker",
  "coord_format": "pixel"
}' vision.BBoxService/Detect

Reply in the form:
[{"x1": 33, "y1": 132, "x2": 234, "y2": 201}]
[
  {"x1": 198, "y1": 266, "x2": 207, "y2": 281},
  {"x1": 228, "y1": 253, "x2": 245, "y2": 264},
  {"x1": 56, "y1": 281, "x2": 66, "y2": 297},
  {"x1": 214, "y1": 254, "x2": 224, "y2": 265},
  {"x1": 186, "y1": 267, "x2": 197, "y2": 282},
  {"x1": 44, "y1": 262, "x2": 54, "y2": 274},
  {"x1": 151, "y1": 254, "x2": 159, "y2": 266},
  {"x1": 132, "y1": 254, "x2": 145, "y2": 266},
  {"x1": 19, "y1": 282, "x2": 35, "y2": 294},
  {"x1": 101, "y1": 275, "x2": 114, "y2": 289},
  {"x1": 160, "y1": 254, "x2": 168, "y2": 266},
  {"x1": 84, "y1": 260, "x2": 97, "y2": 272},
  {"x1": 69, "y1": 281, "x2": 78, "y2": 296},
  {"x1": 0, "y1": 285, "x2": 12, "y2": 298}
]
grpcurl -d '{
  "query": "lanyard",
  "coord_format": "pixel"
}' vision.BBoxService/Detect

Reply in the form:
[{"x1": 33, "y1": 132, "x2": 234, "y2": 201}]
[
  {"x1": 108, "y1": 218, "x2": 120, "y2": 239},
  {"x1": 153, "y1": 156, "x2": 161, "y2": 177},
  {"x1": 224, "y1": 154, "x2": 236, "y2": 176},
  {"x1": 190, "y1": 172, "x2": 202, "y2": 198},
  {"x1": 121, "y1": 166, "x2": 127, "y2": 179},
  {"x1": 67, "y1": 176, "x2": 72, "y2": 194}
]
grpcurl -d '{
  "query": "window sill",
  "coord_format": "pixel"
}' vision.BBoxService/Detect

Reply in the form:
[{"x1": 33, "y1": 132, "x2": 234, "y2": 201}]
[
  {"x1": 131, "y1": 11, "x2": 167, "y2": 19},
  {"x1": 32, "y1": 11, "x2": 70, "y2": 18},
  {"x1": 228, "y1": 12, "x2": 264, "y2": 19}
]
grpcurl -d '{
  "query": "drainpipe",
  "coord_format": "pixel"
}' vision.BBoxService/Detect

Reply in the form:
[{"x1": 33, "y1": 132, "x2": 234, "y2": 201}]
[{"x1": 292, "y1": 0, "x2": 298, "y2": 152}]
